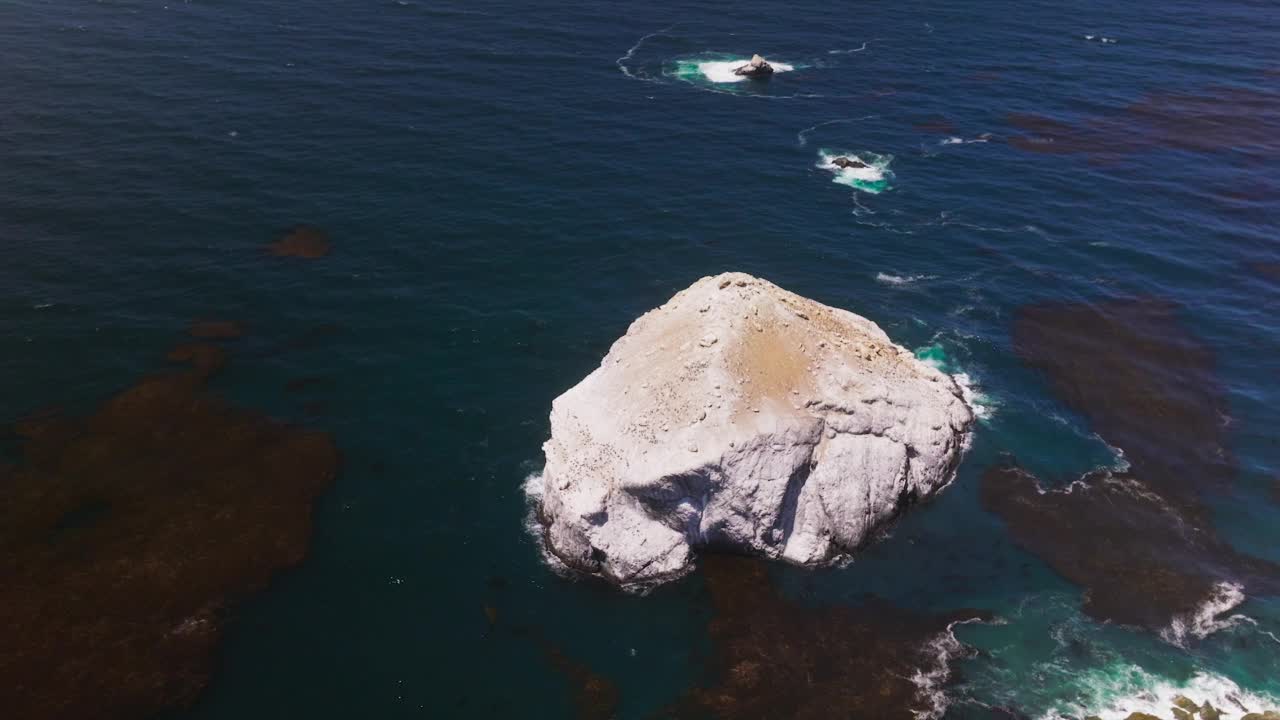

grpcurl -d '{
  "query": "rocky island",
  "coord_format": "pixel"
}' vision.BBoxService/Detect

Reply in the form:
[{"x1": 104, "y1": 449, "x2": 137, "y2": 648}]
[{"x1": 533, "y1": 272, "x2": 974, "y2": 587}]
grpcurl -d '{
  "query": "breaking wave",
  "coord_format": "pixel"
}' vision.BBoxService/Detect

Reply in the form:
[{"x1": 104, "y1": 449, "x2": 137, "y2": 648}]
[
  {"x1": 1038, "y1": 666, "x2": 1279, "y2": 720},
  {"x1": 914, "y1": 343, "x2": 997, "y2": 422}
]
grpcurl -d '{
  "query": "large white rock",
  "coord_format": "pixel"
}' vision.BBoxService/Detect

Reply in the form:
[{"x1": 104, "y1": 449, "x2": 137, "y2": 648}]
[{"x1": 534, "y1": 272, "x2": 973, "y2": 586}]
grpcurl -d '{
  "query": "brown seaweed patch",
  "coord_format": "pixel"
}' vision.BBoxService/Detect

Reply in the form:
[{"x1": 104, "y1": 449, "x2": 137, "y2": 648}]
[
  {"x1": 188, "y1": 319, "x2": 244, "y2": 339},
  {"x1": 542, "y1": 643, "x2": 622, "y2": 720},
  {"x1": 914, "y1": 115, "x2": 956, "y2": 135},
  {"x1": 0, "y1": 354, "x2": 338, "y2": 719},
  {"x1": 1015, "y1": 299, "x2": 1230, "y2": 505},
  {"x1": 1246, "y1": 262, "x2": 1280, "y2": 283},
  {"x1": 1007, "y1": 87, "x2": 1280, "y2": 159},
  {"x1": 983, "y1": 299, "x2": 1280, "y2": 631},
  {"x1": 981, "y1": 464, "x2": 1277, "y2": 630},
  {"x1": 663, "y1": 554, "x2": 990, "y2": 719},
  {"x1": 268, "y1": 224, "x2": 331, "y2": 259}
]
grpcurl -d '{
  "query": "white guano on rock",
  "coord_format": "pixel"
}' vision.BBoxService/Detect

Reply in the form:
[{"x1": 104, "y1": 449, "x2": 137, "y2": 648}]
[{"x1": 534, "y1": 272, "x2": 974, "y2": 587}]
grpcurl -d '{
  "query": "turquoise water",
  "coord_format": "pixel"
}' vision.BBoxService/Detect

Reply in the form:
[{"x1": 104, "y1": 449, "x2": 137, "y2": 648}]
[{"x1": 2, "y1": 0, "x2": 1279, "y2": 717}]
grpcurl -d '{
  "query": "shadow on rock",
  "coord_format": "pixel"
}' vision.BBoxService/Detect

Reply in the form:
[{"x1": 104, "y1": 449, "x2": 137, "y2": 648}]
[
  {"x1": 661, "y1": 554, "x2": 990, "y2": 719},
  {"x1": 0, "y1": 342, "x2": 339, "y2": 719},
  {"x1": 984, "y1": 299, "x2": 1280, "y2": 633}
]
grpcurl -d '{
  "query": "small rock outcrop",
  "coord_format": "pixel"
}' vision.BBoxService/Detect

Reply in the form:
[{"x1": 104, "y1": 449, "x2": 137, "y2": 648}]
[
  {"x1": 535, "y1": 272, "x2": 974, "y2": 586},
  {"x1": 831, "y1": 156, "x2": 869, "y2": 170},
  {"x1": 733, "y1": 54, "x2": 774, "y2": 78}
]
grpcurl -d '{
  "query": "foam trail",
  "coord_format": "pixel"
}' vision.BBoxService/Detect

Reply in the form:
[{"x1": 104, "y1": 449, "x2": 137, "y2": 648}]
[
  {"x1": 1160, "y1": 581, "x2": 1252, "y2": 647},
  {"x1": 617, "y1": 25, "x2": 675, "y2": 80},
  {"x1": 796, "y1": 115, "x2": 879, "y2": 146},
  {"x1": 1039, "y1": 666, "x2": 1280, "y2": 720},
  {"x1": 876, "y1": 272, "x2": 936, "y2": 286},
  {"x1": 828, "y1": 39, "x2": 880, "y2": 54},
  {"x1": 940, "y1": 133, "x2": 993, "y2": 145}
]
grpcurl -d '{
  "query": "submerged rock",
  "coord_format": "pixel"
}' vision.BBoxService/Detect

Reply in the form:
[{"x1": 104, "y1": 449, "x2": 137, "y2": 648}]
[
  {"x1": 733, "y1": 54, "x2": 774, "y2": 78},
  {"x1": 535, "y1": 272, "x2": 973, "y2": 586}
]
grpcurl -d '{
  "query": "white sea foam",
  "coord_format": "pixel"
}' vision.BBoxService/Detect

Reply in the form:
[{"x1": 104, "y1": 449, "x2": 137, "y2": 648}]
[
  {"x1": 910, "y1": 617, "x2": 987, "y2": 720},
  {"x1": 953, "y1": 372, "x2": 996, "y2": 421},
  {"x1": 1039, "y1": 666, "x2": 1279, "y2": 720},
  {"x1": 522, "y1": 471, "x2": 572, "y2": 578},
  {"x1": 940, "y1": 133, "x2": 992, "y2": 145},
  {"x1": 1160, "y1": 581, "x2": 1252, "y2": 647},
  {"x1": 875, "y1": 272, "x2": 936, "y2": 286},
  {"x1": 913, "y1": 342, "x2": 996, "y2": 423},
  {"x1": 693, "y1": 58, "x2": 795, "y2": 83},
  {"x1": 828, "y1": 39, "x2": 880, "y2": 54}
]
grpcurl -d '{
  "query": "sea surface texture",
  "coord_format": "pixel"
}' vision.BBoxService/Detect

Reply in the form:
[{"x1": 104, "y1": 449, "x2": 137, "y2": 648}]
[{"x1": 1, "y1": 0, "x2": 1278, "y2": 718}]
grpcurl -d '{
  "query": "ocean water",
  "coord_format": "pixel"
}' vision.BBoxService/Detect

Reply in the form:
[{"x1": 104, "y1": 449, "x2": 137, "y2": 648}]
[{"x1": 1, "y1": 0, "x2": 1278, "y2": 718}]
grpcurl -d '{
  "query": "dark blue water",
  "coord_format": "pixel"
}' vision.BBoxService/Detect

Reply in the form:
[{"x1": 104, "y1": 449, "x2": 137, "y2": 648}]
[{"x1": 2, "y1": 0, "x2": 1278, "y2": 717}]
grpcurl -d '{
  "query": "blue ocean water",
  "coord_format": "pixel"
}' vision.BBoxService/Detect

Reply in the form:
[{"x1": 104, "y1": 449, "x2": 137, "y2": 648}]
[{"x1": 1, "y1": 0, "x2": 1278, "y2": 718}]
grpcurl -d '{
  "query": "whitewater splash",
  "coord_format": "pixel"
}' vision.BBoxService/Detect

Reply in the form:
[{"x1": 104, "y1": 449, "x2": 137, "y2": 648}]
[
  {"x1": 522, "y1": 472, "x2": 575, "y2": 580},
  {"x1": 1160, "y1": 581, "x2": 1253, "y2": 647},
  {"x1": 1039, "y1": 666, "x2": 1280, "y2": 720},
  {"x1": 915, "y1": 343, "x2": 996, "y2": 422},
  {"x1": 817, "y1": 150, "x2": 893, "y2": 194},
  {"x1": 910, "y1": 618, "x2": 988, "y2": 720},
  {"x1": 672, "y1": 56, "x2": 796, "y2": 84},
  {"x1": 953, "y1": 372, "x2": 995, "y2": 422}
]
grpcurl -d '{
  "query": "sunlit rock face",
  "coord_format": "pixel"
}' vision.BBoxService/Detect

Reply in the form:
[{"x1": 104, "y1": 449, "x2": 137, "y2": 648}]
[{"x1": 535, "y1": 272, "x2": 974, "y2": 587}]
